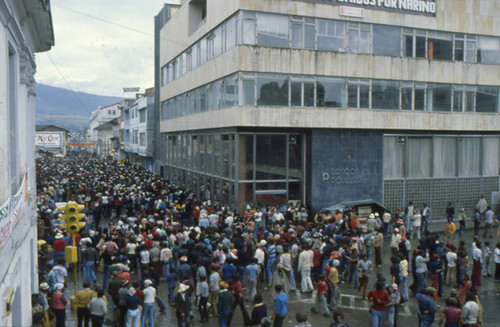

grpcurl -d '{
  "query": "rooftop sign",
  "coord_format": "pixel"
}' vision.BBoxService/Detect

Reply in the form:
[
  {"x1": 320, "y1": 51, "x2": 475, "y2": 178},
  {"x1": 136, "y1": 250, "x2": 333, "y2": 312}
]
[{"x1": 303, "y1": 0, "x2": 437, "y2": 16}]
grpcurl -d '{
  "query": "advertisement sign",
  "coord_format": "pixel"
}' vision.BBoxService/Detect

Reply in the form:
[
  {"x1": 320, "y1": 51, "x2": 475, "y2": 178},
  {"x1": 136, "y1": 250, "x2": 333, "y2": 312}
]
[
  {"x1": 0, "y1": 172, "x2": 29, "y2": 247},
  {"x1": 36, "y1": 132, "x2": 63, "y2": 148}
]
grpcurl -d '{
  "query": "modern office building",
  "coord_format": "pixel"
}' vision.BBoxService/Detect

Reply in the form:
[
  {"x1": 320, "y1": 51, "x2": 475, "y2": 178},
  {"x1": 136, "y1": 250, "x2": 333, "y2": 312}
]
[
  {"x1": 0, "y1": 0, "x2": 54, "y2": 324},
  {"x1": 156, "y1": 0, "x2": 500, "y2": 216}
]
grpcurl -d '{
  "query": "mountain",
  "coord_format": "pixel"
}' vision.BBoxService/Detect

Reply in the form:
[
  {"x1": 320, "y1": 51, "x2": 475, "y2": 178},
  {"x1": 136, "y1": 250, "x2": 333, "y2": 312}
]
[{"x1": 35, "y1": 84, "x2": 123, "y2": 131}]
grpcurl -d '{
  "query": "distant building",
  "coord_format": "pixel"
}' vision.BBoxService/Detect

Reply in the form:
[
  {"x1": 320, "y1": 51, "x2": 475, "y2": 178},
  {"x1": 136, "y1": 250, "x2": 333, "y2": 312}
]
[
  {"x1": 0, "y1": 0, "x2": 54, "y2": 325},
  {"x1": 88, "y1": 102, "x2": 122, "y2": 142},
  {"x1": 121, "y1": 88, "x2": 155, "y2": 171},
  {"x1": 155, "y1": 0, "x2": 500, "y2": 216},
  {"x1": 35, "y1": 124, "x2": 69, "y2": 155}
]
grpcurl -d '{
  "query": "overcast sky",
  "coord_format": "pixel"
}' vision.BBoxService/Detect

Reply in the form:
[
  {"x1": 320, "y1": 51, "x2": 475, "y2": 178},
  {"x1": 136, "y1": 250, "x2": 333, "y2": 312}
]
[{"x1": 36, "y1": 0, "x2": 180, "y2": 97}]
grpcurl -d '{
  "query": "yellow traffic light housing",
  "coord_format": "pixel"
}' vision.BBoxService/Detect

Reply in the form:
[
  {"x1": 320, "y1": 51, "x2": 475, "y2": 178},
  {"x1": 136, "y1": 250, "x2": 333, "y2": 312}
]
[{"x1": 60, "y1": 202, "x2": 85, "y2": 233}]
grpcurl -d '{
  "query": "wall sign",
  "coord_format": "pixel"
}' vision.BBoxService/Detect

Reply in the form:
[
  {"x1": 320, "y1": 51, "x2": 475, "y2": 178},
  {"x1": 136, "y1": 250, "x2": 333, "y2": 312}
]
[
  {"x1": 322, "y1": 168, "x2": 363, "y2": 184},
  {"x1": 302, "y1": 0, "x2": 437, "y2": 16}
]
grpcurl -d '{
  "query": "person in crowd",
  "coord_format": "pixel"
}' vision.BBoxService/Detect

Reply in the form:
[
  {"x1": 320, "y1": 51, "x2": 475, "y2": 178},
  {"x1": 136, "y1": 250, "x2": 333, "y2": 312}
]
[
  {"x1": 74, "y1": 281, "x2": 95, "y2": 327},
  {"x1": 416, "y1": 287, "x2": 438, "y2": 327},
  {"x1": 88, "y1": 289, "x2": 107, "y2": 327},
  {"x1": 250, "y1": 294, "x2": 269, "y2": 327},
  {"x1": 174, "y1": 283, "x2": 191, "y2": 327},
  {"x1": 293, "y1": 312, "x2": 312, "y2": 327},
  {"x1": 438, "y1": 297, "x2": 461, "y2": 327},
  {"x1": 52, "y1": 283, "x2": 68, "y2": 327},
  {"x1": 272, "y1": 284, "x2": 288, "y2": 327},
  {"x1": 217, "y1": 281, "x2": 233, "y2": 327},
  {"x1": 367, "y1": 281, "x2": 389, "y2": 327}
]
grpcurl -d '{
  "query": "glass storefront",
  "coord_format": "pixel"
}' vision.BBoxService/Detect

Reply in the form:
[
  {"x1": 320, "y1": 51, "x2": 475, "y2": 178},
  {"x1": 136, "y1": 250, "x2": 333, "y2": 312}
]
[{"x1": 164, "y1": 131, "x2": 305, "y2": 213}]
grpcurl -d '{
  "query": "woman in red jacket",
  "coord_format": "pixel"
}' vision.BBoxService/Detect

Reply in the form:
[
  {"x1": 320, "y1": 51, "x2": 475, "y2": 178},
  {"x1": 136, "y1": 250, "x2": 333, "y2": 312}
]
[{"x1": 52, "y1": 283, "x2": 68, "y2": 327}]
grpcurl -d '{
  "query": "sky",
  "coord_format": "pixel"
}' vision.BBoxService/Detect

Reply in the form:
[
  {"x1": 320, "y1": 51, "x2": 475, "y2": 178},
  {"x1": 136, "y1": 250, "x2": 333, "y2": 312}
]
[{"x1": 36, "y1": 0, "x2": 180, "y2": 97}]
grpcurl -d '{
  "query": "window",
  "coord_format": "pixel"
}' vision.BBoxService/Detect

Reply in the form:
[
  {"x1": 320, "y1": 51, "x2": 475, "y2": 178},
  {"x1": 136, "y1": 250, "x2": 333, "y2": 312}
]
[
  {"x1": 133, "y1": 130, "x2": 138, "y2": 144},
  {"x1": 427, "y1": 84, "x2": 452, "y2": 112},
  {"x1": 167, "y1": 63, "x2": 173, "y2": 83},
  {"x1": 427, "y1": 31, "x2": 453, "y2": 60},
  {"x1": 401, "y1": 82, "x2": 413, "y2": 110},
  {"x1": 478, "y1": 36, "x2": 500, "y2": 64},
  {"x1": 347, "y1": 80, "x2": 369, "y2": 109},
  {"x1": 433, "y1": 137, "x2": 457, "y2": 177},
  {"x1": 108, "y1": 110, "x2": 112, "y2": 115},
  {"x1": 373, "y1": 25, "x2": 401, "y2": 56},
  {"x1": 403, "y1": 29, "x2": 426, "y2": 58},
  {"x1": 372, "y1": 80, "x2": 399, "y2": 110},
  {"x1": 239, "y1": 12, "x2": 256, "y2": 45},
  {"x1": 414, "y1": 84, "x2": 426, "y2": 111},
  {"x1": 452, "y1": 86, "x2": 464, "y2": 112},
  {"x1": 161, "y1": 101, "x2": 168, "y2": 120},
  {"x1": 291, "y1": 17, "x2": 315, "y2": 49},
  {"x1": 242, "y1": 75, "x2": 256, "y2": 105},
  {"x1": 140, "y1": 132, "x2": 146, "y2": 146},
  {"x1": 454, "y1": 34, "x2": 477, "y2": 62},
  {"x1": 458, "y1": 137, "x2": 480, "y2": 176},
  {"x1": 161, "y1": 65, "x2": 167, "y2": 86},
  {"x1": 223, "y1": 76, "x2": 238, "y2": 107},
  {"x1": 317, "y1": 20, "x2": 347, "y2": 52},
  {"x1": 407, "y1": 137, "x2": 432, "y2": 177},
  {"x1": 476, "y1": 86, "x2": 499, "y2": 113},
  {"x1": 226, "y1": 15, "x2": 237, "y2": 50},
  {"x1": 257, "y1": 74, "x2": 288, "y2": 106},
  {"x1": 139, "y1": 109, "x2": 146, "y2": 123},
  {"x1": 316, "y1": 77, "x2": 346, "y2": 108},
  {"x1": 383, "y1": 136, "x2": 404, "y2": 178},
  {"x1": 348, "y1": 23, "x2": 371, "y2": 54},
  {"x1": 256, "y1": 13, "x2": 289, "y2": 48}
]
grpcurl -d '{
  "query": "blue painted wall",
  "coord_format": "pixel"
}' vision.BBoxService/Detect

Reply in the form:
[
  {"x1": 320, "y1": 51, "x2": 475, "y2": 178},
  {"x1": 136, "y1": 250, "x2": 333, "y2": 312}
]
[{"x1": 309, "y1": 129, "x2": 383, "y2": 212}]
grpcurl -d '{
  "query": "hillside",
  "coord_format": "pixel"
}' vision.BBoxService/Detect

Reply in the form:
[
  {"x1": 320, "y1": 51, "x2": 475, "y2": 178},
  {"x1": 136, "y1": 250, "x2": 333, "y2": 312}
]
[{"x1": 35, "y1": 84, "x2": 123, "y2": 131}]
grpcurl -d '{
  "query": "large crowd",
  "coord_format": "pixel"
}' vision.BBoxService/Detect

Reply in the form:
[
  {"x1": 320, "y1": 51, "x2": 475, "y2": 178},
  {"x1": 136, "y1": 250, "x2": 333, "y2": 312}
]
[{"x1": 31, "y1": 151, "x2": 498, "y2": 327}]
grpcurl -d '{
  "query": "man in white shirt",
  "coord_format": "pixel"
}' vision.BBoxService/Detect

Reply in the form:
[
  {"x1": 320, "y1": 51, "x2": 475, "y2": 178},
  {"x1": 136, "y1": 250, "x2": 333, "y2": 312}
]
[
  {"x1": 461, "y1": 293, "x2": 480, "y2": 326},
  {"x1": 297, "y1": 245, "x2": 314, "y2": 292},
  {"x1": 142, "y1": 279, "x2": 156, "y2": 327},
  {"x1": 445, "y1": 248, "x2": 458, "y2": 287}
]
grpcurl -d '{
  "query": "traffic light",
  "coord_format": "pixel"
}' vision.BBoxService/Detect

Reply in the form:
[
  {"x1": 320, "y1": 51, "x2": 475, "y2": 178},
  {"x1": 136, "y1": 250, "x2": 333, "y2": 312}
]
[{"x1": 60, "y1": 202, "x2": 85, "y2": 233}]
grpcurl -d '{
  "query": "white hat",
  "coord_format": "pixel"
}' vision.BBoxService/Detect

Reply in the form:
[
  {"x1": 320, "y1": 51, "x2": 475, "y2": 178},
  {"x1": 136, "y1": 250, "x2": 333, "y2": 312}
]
[
  {"x1": 128, "y1": 287, "x2": 136, "y2": 296},
  {"x1": 144, "y1": 279, "x2": 153, "y2": 286},
  {"x1": 55, "y1": 283, "x2": 64, "y2": 291},
  {"x1": 178, "y1": 283, "x2": 189, "y2": 293},
  {"x1": 332, "y1": 259, "x2": 340, "y2": 267}
]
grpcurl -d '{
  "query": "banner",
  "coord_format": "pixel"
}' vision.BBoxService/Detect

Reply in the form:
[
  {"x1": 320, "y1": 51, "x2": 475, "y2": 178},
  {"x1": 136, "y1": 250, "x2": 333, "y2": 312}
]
[
  {"x1": 0, "y1": 172, "x2": 30, "y2": 247},
  {"x1": 36, "y1": 132, "x2": 63, "y2": 148}
]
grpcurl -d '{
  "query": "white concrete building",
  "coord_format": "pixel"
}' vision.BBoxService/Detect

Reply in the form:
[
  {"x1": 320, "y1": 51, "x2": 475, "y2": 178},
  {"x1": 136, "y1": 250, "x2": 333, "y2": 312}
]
[
  {"x1": 156, "y1": 0, "x2": 500, "y2": 216},
  {"x1": 0, "y1": 0, "x2": 53, "y2": 325},
  {"x1": 122, "y1": 88, "x2": 155, "y2": 171},
  {"x1": 88, "y1": 102, "x2": 121, "y2": 142}
]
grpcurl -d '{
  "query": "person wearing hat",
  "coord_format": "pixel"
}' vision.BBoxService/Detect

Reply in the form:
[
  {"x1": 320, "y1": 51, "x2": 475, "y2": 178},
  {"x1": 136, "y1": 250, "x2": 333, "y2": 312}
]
[
  {"x1": 52, "y1": 233, "x2": 68, "y2": 265},
  {"x1": 416, "y1": 287, "x2": 438, "y2": 327},
  {"x1": 390, "y1": 228, "x2": 402, "y2": 256},
  {"x1": 141, "y1": 279, "x2": 156, "y2": 327},
  {"x1": 429, "y1": 253, "x2": 443, "y2": 299},
  {"x1": 52, "y1": 283, "x2": 68, "y2": 327},
  {"x1": 117, "y1": 279, "x2": 131, "y2": 327},
  {"x1": 218, "y1": 281, "x2": 233, "y2": 327},
  {"x1": 328, "y1": 259, "x2": 341, "y2": 312},
  {"x1": 39, "y1": 282, "x2": 51, "y2": 327},
  {"x1": 175, "y1": 283, "x2": 191, "y2": 326}
]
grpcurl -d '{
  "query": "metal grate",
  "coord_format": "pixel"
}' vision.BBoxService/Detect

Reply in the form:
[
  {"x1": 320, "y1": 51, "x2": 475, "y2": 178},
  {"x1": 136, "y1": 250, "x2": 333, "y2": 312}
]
[{"x1": 383, "y1": 180, "x2": 404, "y2": 213}]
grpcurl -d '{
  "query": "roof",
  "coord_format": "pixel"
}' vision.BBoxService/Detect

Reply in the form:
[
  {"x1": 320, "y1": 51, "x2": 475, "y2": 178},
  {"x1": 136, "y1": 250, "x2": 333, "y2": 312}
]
[{"x1": 35, "y1": 124, "x2": 70, "y2": 133}]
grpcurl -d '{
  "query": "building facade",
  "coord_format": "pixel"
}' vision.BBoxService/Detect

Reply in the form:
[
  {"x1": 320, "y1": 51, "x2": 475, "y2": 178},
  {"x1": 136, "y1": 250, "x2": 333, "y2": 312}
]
[
  {"x1": 0, "y1": 0, "x2": 53, "y2": 325},
  {"x1": 156, "y1": 0, "x2": 500, "y2": 216},
  {"x1": 88, "y1": 102, "x2": 122, "y2": 142},
  {"x1": 121, "y1": 89, "x2": 155, "y2": 171}
]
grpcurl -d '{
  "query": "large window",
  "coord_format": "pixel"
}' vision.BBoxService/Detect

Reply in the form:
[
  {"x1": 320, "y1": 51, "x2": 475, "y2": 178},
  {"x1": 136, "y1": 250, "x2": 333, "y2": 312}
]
[
  {"x1": 348, "y1": 23, "x2": 371, "y2": 54},
  {"x1": 478, "y1": 36, "x2": 500, "y2": 65},
  {"x1": 317, "y1": 20, "x2": 346, "y2": 52},
  {"x1": 373, "y1": 25, "x2": 401, "y2": 56},
  {"x1": 316, "y1": 77, "x2": 346, "y2": 108},
  {"x1": 291, "y1": 17, "x2": 315, "y2": 49},
  {"x1": 257, "y1": 75, "x2": 288, "y2": 106},
  {"x1": 256, "y1": 13, "x2": 289, "y2": 48},
  {"x1": 427, "y1": 31, "x2": 453, "y2": 60},
  {"x1": 372, "y1": 80, "x2": 399, "y2": 110}
]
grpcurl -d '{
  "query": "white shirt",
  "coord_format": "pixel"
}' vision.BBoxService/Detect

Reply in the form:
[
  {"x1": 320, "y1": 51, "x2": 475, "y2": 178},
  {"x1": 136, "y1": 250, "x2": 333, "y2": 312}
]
[
  {"x1": 254, "y1": 248, "x2": 265, "y2": 265},
  {"x1": 494, "y1": 248, "x2": 500, "y2": 264},
  {"x1": 461, "y1": 300, "x2": 480, "y2": 324},
  {"x1": 446, "y1": 252, "x2": 457, "y2": 268},
  {"x1": 298, "y1": 250, "x2": 313, "y2": 271},
  {"x1": 143, "y1": 286, "x2": 156, "y2": 303},
  {"x1": 413, "y1": 214, "x2": 421, "y2": 227}
]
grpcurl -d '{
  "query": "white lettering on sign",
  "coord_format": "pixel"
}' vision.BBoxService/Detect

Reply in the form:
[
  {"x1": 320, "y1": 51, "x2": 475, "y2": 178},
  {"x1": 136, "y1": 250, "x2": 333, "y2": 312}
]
[
  {"x1": 319, "y1": 0, "x2": 436, "y2": 15},
  {"x1": 322, "y1": 168, "x2": 363, "y2": 184}
]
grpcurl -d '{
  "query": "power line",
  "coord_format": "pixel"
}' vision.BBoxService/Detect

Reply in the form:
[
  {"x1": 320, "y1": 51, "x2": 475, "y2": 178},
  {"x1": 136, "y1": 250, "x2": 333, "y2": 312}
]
[
  {"x1": 55, "y1": 5, "x2": 153, "y2": 37},
  {"x1": 45, "y1": 52, "x2": 93, "y2": 114}
]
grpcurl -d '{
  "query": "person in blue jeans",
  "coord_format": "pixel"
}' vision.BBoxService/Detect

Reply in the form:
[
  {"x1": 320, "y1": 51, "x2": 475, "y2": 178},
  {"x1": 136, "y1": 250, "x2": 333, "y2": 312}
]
[
  {"x1": 273, "y1": 284, "x2": 288, "y2": 327},
  {"x1": 416, "y1": 287, "x2": 438, "y2": 327},
  {"x1": 266, "y1": 240, "x2": 277, "y2": 285},
  {"x1": 141, "y1": 279, "x2": 156, "y2": 327},
  {"x1": 367, "y1": 281, "x2": 389, "y2": 327}
]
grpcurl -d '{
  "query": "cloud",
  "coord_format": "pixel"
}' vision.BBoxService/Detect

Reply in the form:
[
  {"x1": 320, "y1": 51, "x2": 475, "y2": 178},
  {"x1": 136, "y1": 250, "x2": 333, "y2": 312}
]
[{"x1": 35, "y1": 0, "x2": 168, "y2": 97}]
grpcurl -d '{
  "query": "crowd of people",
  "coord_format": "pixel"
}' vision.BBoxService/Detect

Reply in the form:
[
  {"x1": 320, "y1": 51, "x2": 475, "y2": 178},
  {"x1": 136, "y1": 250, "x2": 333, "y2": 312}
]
[{"x1": 31, "y1": 151, "x2": 497, "y2": 327}]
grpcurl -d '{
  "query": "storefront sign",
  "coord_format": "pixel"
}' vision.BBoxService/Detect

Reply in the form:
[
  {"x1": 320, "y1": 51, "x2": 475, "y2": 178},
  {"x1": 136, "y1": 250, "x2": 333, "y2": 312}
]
[
  {"x1": 35, "y1": 132, "x2": 63, "y2": 148},
  {"x1": 322, "y1": 168, "x2": 363, "y2": 184},
  {"x1": 340, "y1": 6, "x2": 364, "y2": 17},
  {"x1": 0, "y1": 173, "x2": 29, "y2": 247},
  {"x1": 303, "y1": 0, "x2": 437, "y2": 16}
]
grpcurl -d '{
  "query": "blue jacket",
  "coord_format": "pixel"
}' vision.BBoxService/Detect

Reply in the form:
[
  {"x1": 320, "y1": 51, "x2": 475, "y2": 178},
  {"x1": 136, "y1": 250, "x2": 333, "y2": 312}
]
[{"x1": 416, "y1": 293, "x2": 437, "y2": 322}]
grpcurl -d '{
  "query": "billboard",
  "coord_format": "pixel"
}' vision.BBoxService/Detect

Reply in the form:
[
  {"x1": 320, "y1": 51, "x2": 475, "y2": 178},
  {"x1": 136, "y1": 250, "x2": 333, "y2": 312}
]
[{"x1": 35, "y1": 132, "x2": 63, "y2": 148}]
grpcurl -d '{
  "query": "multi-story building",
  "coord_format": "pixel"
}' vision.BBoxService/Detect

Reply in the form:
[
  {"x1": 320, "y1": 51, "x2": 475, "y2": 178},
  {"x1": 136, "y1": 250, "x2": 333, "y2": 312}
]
[
  {"x1": 121, "y1": 88, "x2": 155, "y2": 171},
  {"x1": 0, "y1": 0, "x2": 54, "y2": 324},
  {"x1": 156, "y1": 0, "x2": 500, "y2": 216},
  {"x1": 88, "y1": 102, "x2": 122, "y2": 143}
]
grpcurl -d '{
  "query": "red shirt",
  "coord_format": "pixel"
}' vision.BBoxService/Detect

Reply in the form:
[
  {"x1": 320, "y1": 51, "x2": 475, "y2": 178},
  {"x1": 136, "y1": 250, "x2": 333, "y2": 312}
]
[
  {"x1": 53, "y1": 239, "x2": 68, "y2": 252},
  {"x1": 230, "y1": 280, "x2": 243, "y2": 296},
  {"x1": 317, "y1": 280, "x2": 327, "y2": 296},
  {"x1": 368, "y1": 289, "x2": 389, "y2": 311}
]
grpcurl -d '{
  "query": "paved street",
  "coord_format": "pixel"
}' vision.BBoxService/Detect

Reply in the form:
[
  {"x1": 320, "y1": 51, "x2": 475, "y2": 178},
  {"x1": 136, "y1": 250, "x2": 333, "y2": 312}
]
[{"x1": 61, "y1": 224, "x2": 500, "y2": 327}]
